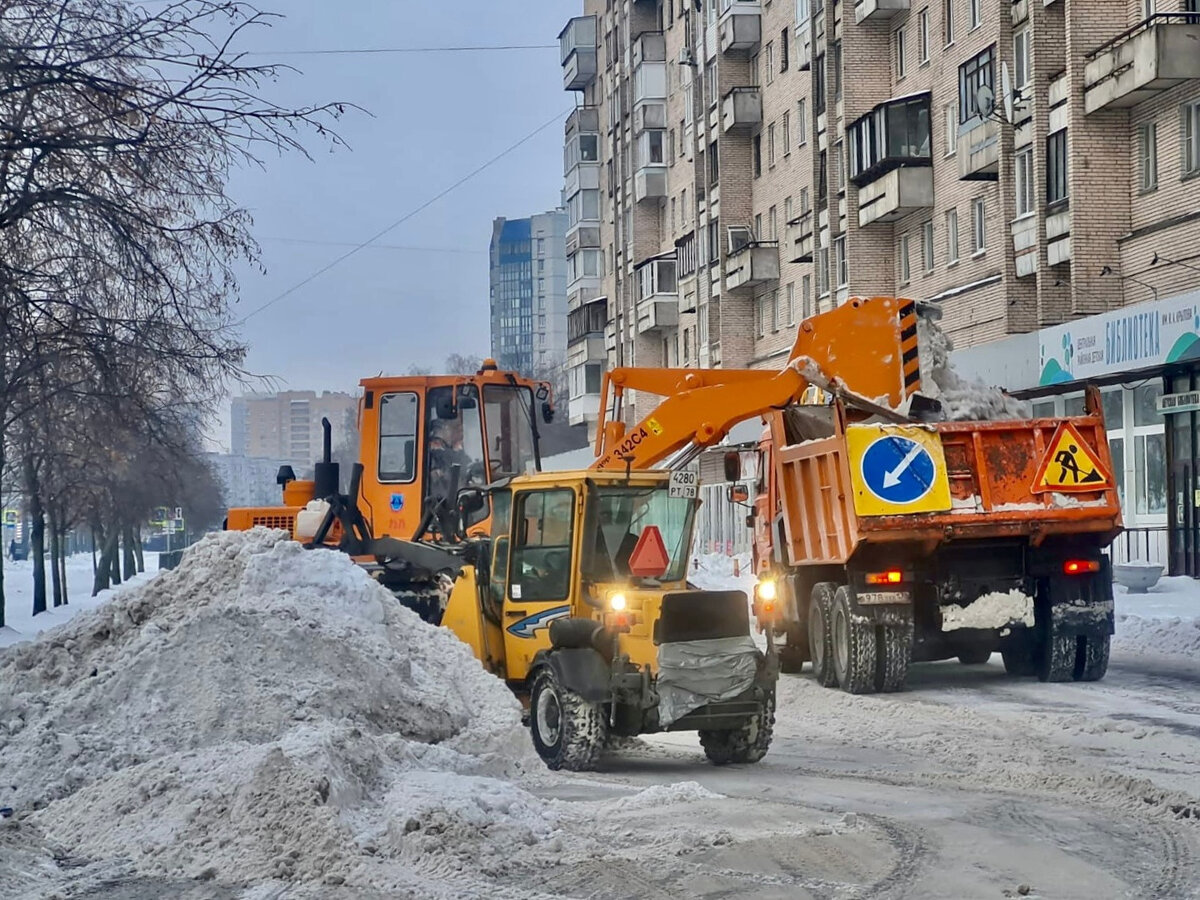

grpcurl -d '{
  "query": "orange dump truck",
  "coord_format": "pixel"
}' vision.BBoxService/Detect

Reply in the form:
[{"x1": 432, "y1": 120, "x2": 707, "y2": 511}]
[{"x1": 744, "y1": 384, "x2": 1123, "y2": 693}]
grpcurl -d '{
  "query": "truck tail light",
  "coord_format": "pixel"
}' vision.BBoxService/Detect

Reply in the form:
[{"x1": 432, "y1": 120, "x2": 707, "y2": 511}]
[
  {"x1": 865, "y1": 570, "x2": 904, "y2": 586},
  {"x1": 1063, "y1": 559, "x2": 1101, "y2": 576}
]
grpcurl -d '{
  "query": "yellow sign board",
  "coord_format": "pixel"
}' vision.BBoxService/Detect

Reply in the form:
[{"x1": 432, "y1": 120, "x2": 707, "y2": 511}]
[
  {"x1": 646, "y1": 417, "x2": 664, "y2": 436},
  {"x1": 846, "y1": 425, "x2": 953, "y2": 517},
  {"x1": 1032, "y1": 422, "x2": 1112, "y2": 493},
  {"x1": 2, "y1": 509, "x2": 17, "y2": 526}
]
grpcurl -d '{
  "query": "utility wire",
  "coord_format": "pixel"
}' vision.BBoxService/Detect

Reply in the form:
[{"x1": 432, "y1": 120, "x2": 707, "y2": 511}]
[
  {"x1": 237, "y1": 106, "x2": 572, "y2": 325},
  {"x1": 259, "y1": 236, "x2": 485, "y2": 255},
  {"x1": 254, "y1": 44, "x2": 558, "y2": 57}
]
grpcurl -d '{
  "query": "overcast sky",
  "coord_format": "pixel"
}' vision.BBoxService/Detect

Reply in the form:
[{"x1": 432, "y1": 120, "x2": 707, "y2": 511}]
[{"x1": 211, "y1": 1, "x2": 571, "y2": 449}]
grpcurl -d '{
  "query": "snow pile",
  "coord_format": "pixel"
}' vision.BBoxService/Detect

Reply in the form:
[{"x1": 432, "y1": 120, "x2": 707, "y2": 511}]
[
  {"x1": 916, "y1": 305, "x2": 1030, "y2": 422},
  {"x1": 940, "y1": 590, "x2": 1035, "y2": 631},
  {"x1": 1115, "y1": 614, "x2": 1200, "y2": 658},
  {"x1": 0, "y1": 528, "x2": 548, "y2": 893}
]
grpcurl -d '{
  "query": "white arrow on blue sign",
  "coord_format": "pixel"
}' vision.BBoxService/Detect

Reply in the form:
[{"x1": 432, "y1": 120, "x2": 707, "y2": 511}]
[{"x1": 860, "y1": 435, "x2": 937, "y2": 505}]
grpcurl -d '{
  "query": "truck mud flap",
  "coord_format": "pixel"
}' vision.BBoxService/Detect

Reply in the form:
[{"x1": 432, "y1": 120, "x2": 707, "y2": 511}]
[
  {"x1": 542, "y1": 648, "x2": 612, "y2": 703},
  {"x1": 1049, "y1": 600, "x2": 1115, "y2": 637}
]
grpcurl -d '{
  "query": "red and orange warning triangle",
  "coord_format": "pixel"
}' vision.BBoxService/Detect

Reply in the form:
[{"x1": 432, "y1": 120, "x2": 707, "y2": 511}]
[{"x1": 1031, "y1": 421, "x2": 1114, "y2": 494}]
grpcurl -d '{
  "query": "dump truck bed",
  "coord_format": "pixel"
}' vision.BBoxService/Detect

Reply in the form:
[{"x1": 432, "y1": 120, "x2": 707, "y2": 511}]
[{"x1": 770, "y1": 403, "x2": 1123, "y2": 567}]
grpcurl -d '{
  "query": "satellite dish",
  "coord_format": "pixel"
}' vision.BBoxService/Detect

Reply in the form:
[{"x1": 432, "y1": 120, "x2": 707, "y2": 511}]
[
  {"x1": 975, "y1": 83, "x2": 995, "y2": 120},
  {"x1": 1001, "y1": 62, "x2": 1014, "y2": 124}
]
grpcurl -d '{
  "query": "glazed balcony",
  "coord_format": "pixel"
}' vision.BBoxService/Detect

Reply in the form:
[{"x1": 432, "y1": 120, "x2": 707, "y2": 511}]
[{"x1": 560, "y1": 16, "x2": 598, "y2": 91}]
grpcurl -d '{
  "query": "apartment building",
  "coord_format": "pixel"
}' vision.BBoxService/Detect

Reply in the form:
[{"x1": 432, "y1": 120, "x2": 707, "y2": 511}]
[
  {"x1": 560, "y1": 0, "x2": 1200, "y2": 566},
  {"x1": 230, "y1": 391, "x2": 358, "y2": 473},
  {"x1": 489, "y1": 210, "x2": 569, "y2": 381}
]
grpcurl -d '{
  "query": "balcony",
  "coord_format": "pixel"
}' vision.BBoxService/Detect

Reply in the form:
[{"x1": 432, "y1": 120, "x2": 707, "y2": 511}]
[
  {"x1": 854, "y1": 0, "x2": 910, "y2": 23},
  {"x1": 568, "y1": 298, "x2": 608, "y2": 350},
  {"x1": 568, "y1": 248, "x2": 603, "y2": 294},
  {"x1": 957, "y1": 116, "x2": 1000, "y2": 180},
  {"x1": 721, "y1": 87, "x2": 763, "y2": 132},
  {"x1": 725, "y1": 241, "x2": 780, "y2": 291},
  {"x1": 634, "y1": 129, "x2": 667, "y2": 202},
  {"x1": 1011, "y1": 216, "x2": 1038, "y2": 277},
  {"x1": 786, "y1": 213, "x2": 814, "y2": 262},
  {"x1": 1084, "y1": 14, "x2": 1200, "y2": 113},
  {"x1": 719, "y1": 0, "x2": 762, "y2": 53},
  {"x1": 857, "y1": 168, "x2": 934, "y2": 227},
  {"x1": 560, "y1": 16, "x2": 598, "y2": 91},
  {"x1": 1047, "y1": 206, "x2": 1072, "y2": 266},
  {"x1": 604, "y1": 320, "x2": 618, "y2": 355},
  {"x1": 635, "y1": 257, "x2": 679, "y2": 334},
  {"x1": 563, "y1": 126, "x2": 600, "y2": 199}
]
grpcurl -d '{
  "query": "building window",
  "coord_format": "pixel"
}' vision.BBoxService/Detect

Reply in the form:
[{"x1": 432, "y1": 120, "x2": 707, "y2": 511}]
[
  {"x1": 802, "y1": 274, "x2": 812, "y2": 319},
  {"x1": 972, "y1": 197, "x2": 986, "y2": 253},
  {"x1": 814, "y1": 54, "x2": 826, "y2": 115},
  {"x1": 832, "y1": 41, "x2": 843, "y2": 102},
  {"x1": 969, "y1": 0, "x2": 981, "y2": 29},
  {"x1": 919, "y1": 9, "x2": 930, "y2": 64},
  {"x1": 783, "y1": 111, "x2": 792, "y2": 155},
  {"x1": 1013, "y1": 27, "x2": 1031, "y2": 91},
  {"x1": 785, "y1": 195, "x2": 794, "y2": 221},
  {"x1": 1047, "y1": 130, "x2": 1069, "y2": 204},
  {"x1": 753, "y1": 134, "x2": 762, "y2": 177},
  {"x1": 798, "y1": 99, "x2": 808, "y2": 145},
  {"x1": 959, "y1": 46, "x2": 994, "y2": 124},
  {"x1": 755, "y1": 213, "x2": 763, "y2": 240},
  {"x1": 848, "y1": 93, "x2": 932, "y2": 186},
  {"x1": 766, "y1": 41, "x2": 775, "y2": 84},
  {"x1": 899, "y1": 234, "x2": 911, "y2": 283},
  {"x1": 816, "y1": 246, "x2": 829, "y2": 296},
  {"x1": 944, "y1": 0, "x2": 955, "y2": 44},
  {"x1": 786, "y1": 282, "x2": 796, "y2": 325},
  {"x1": 922, "y1": 220, "x2": 934, "y2": 272},
  {"x1": 709, "y1": 139, "x2": 720, "y2": 185},
  {"x1": 769, "y1": 205, "x2": 778, "y2": 241},
  {"x1": 768, "y1": 122, "x2": 777, "y2": 167},
  {"x1": 756, "y1": 294, "x2": 767, "y2": 336},
  {"x1": 896, "y1": 28, "x2": 907, "y2": 79},
  {"x1": 708, "y1": 217, "x2": 721, "y2": 263},
  {"x1": 770, "y1": 289, "x2": 780, "y2": 331},
  {"x1": 1139, "y1": 122, "x2": 1158, "y2": 191},
  {"x1": 946, "y1": 208, "x2": 959, "y2": 264},
  {"x1": 1184, "y1": 99, "x2": 1200, "y2": 176},
  {"x1": 750, "y1": 52, "x2": 760, "y2": 87},
  {"x1": 781, "y1": 28, "x2": 790, "y2": 71},
  {"x1": 835, "y1": 235, "x2": 848, "y2": 288},
  {"x1": 1015, "y1": 146, "x2": 1035, "y2": 217}
]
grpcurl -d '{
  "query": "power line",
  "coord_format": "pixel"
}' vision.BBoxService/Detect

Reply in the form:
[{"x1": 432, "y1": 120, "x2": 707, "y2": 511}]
[
  {"x1": 237, "y1": 106, "x2": 571, "y2": 325},
  {"x1": 255, "y1": 44, "x2": 558, "y2": 57},
  {"x1": 259, "y1": 236, "x2": 485, "y2": 255}
]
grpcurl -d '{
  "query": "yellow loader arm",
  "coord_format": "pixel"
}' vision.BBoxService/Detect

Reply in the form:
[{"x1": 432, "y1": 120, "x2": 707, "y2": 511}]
[{"x1": 591, "y1": 296, "x2": 921, "y2": 471}]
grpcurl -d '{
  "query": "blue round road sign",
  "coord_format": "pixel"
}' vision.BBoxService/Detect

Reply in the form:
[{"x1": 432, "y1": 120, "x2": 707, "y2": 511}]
[{"x1": 860, "y1": 435, "x2": 936, "y2": 505}]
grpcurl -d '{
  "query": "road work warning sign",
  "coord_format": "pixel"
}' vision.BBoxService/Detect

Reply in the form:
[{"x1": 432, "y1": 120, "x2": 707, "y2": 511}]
[{"x1": 1032, "y1": 422, "x2": 1113, "y2": 493}]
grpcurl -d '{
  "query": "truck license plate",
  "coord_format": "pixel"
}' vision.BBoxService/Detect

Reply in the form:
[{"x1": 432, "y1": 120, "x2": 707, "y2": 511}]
[{"x1": 857, "y1": 591, "x2": 911, "y2": 606}]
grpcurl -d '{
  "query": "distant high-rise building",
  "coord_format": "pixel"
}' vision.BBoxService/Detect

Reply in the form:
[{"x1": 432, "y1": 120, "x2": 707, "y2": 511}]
[
  {"x1": 230, "y1": 390, "x2": 358, "y2": 473},
  {"x1": 489, "y1": 210, "x2": 568, "y2": 384}
]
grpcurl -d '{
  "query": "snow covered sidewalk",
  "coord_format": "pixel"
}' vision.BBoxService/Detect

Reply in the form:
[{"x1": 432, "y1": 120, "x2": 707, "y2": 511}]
[
  {"x1": 0, "y1": 552, "x2": 160, "y2": 649},
  {"x1": 1113, "y1": 575, "x2": 1200, "y2": 659}
]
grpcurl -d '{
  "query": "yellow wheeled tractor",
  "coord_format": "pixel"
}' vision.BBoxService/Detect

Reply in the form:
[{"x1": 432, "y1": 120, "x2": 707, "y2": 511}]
[{"x1": 443, "y1": 468, "x2": 778, "y2": 770}]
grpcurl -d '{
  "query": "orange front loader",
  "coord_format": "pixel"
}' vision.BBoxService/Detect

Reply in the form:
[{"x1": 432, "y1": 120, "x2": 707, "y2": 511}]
[{"x1": 586, "y1": 295, "x2": 1123, "y2": 694}]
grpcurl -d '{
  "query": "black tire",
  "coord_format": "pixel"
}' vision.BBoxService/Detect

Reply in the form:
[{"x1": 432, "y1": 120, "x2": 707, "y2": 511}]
[
  {"x1": 832, "y1": 586, "x2": 877, "y2": 694},
  {"x1": 875, "y1": 623, "x2": 911, "y2": 693},
  {"x1": 699, "y1": 688, "x2": 775, "y2": 765},
  {"x1": 1038, "y1": 630, "x2": 1078, "y2": 683},
  {"x1": 779, "y1": 644, "x2": 806, "y2": 674},
  {"x1": 809, "y1": 583, "x2": 838, "y2": 687},
  {"x1": 1075, "y1": 633, "x2": 1110, "y2": 682},
  {"x1": 1001, "y1": 644, "x2": 1037, "y2": 677},
  {"x1": 528, "y1": 667, "x2": 607, "y2": 771},
  {"x1": 957, "y1": 647, "x2": 992, "y2": 665}
]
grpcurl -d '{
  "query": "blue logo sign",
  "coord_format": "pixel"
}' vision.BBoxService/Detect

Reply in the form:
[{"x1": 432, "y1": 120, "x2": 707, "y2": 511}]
[
  {"x1": 389, "y1": 493, "x2": 405, "y2": 512},
  {"x1": 506, "y1": 605, "x2": 571, "y2": 638},
  {"x1": 860, "y1": 436, "x2": 936, "y2": 505}
]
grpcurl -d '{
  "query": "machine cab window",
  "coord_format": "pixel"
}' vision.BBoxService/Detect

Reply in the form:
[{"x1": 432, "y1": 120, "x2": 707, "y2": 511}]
[
  {"x1": 510, "y1": 489, "x2": 575, "y2": 603},
  {"x1": 484, "y1": 385, "x2": 539, "y2": 479},
  {"x1": 584, "y1": 484, "x2": 695, "y2": 584},
  {"x1": 378, "y1": 392, "x2": 418, "y2": 482},
  {"x1": 424, "y1": 385, "x2": 487, "y2": 511}
]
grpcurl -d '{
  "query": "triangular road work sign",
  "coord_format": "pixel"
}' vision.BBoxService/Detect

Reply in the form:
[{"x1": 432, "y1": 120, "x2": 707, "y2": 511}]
[
  {"x1": 628, "y1": 525, "x2": 671, "y2": 578},
  {"x1": 1032, "y1": 421, "x2": 1113, "y2": 493}
]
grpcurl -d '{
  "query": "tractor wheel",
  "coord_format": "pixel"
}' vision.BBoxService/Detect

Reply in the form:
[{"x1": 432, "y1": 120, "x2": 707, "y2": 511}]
[
  {"x1": 875, "y1": 623, "x2": 912, "y2": 693},
  {"x1": 1075, "y1": 634, "x2": 1111, "y2": 682},
  {"x1": 528, "y1": 668, "x2": 607, "y2": 771},
  {"x1": 808, "y1": 583, "x2": 839, "y2": 688},
  {"x1": 1038, "y1": 629, "x2": 1078, "y2": 683},
  {"x1": 832, "y1": 586, "x2": 877, "y2": 695},
  {"x1": 699, "y1": 687, "x2": 775, "y2": 765},
  {"x1": 957, "y1": 647, "x2": 992, "y2": 666}
]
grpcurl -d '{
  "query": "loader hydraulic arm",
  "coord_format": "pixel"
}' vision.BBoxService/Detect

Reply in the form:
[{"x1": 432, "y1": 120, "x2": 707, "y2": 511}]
[{"x1": 590, "y1": 296, "x2": 921, "y2": 471}]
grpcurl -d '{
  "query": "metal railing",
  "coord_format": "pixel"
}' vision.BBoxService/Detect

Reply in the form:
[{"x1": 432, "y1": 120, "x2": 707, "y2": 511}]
[
  {"x1": 1087, "y1": 12, "x2": 1200, "y2": 62},
  {"x1": 1106, "y1": 526, "x2": 1169, "y2": 568}
]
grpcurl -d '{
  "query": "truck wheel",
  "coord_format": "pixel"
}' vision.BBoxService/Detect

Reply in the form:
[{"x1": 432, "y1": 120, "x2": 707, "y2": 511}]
[
  {"x1": 1038, "y1": 629, "x2": 1078, "y2": 683},
  {"x1": 699, "y1": 687, "x2": 775, "y2": 765},
  {"x1": 809, "y1": 583, "x2": 839, "y2": 687},
  {"x1": 832, "y1": 586, "x2": 877, "y2": 694},
  {"x1": 529, "y1": 668, "x2": 607, "y2": 771},
  {"x1": 875, "y1": 624, "x2": 911, "y2": 693},
  {"x1": 1075, "y1": 634, "x2": 1110, "y2": 682},
  {"x1": 957, "y1": 647, "x2": 992, "y2": 665}
]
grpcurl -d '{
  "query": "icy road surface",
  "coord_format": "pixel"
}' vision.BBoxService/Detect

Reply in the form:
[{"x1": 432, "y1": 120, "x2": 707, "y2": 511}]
[{"x1": 3, "y1": 550, "x2": 1198, "y2": 899}]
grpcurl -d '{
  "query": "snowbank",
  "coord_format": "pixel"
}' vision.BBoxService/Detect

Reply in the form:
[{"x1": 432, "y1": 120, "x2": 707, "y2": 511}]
[
  {"x1": 0, "y1": 528, "x2": 543, "y2": 893},
  {"x1": 1114, "y1": 575, "x2": 1200, "y2": 659}
]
